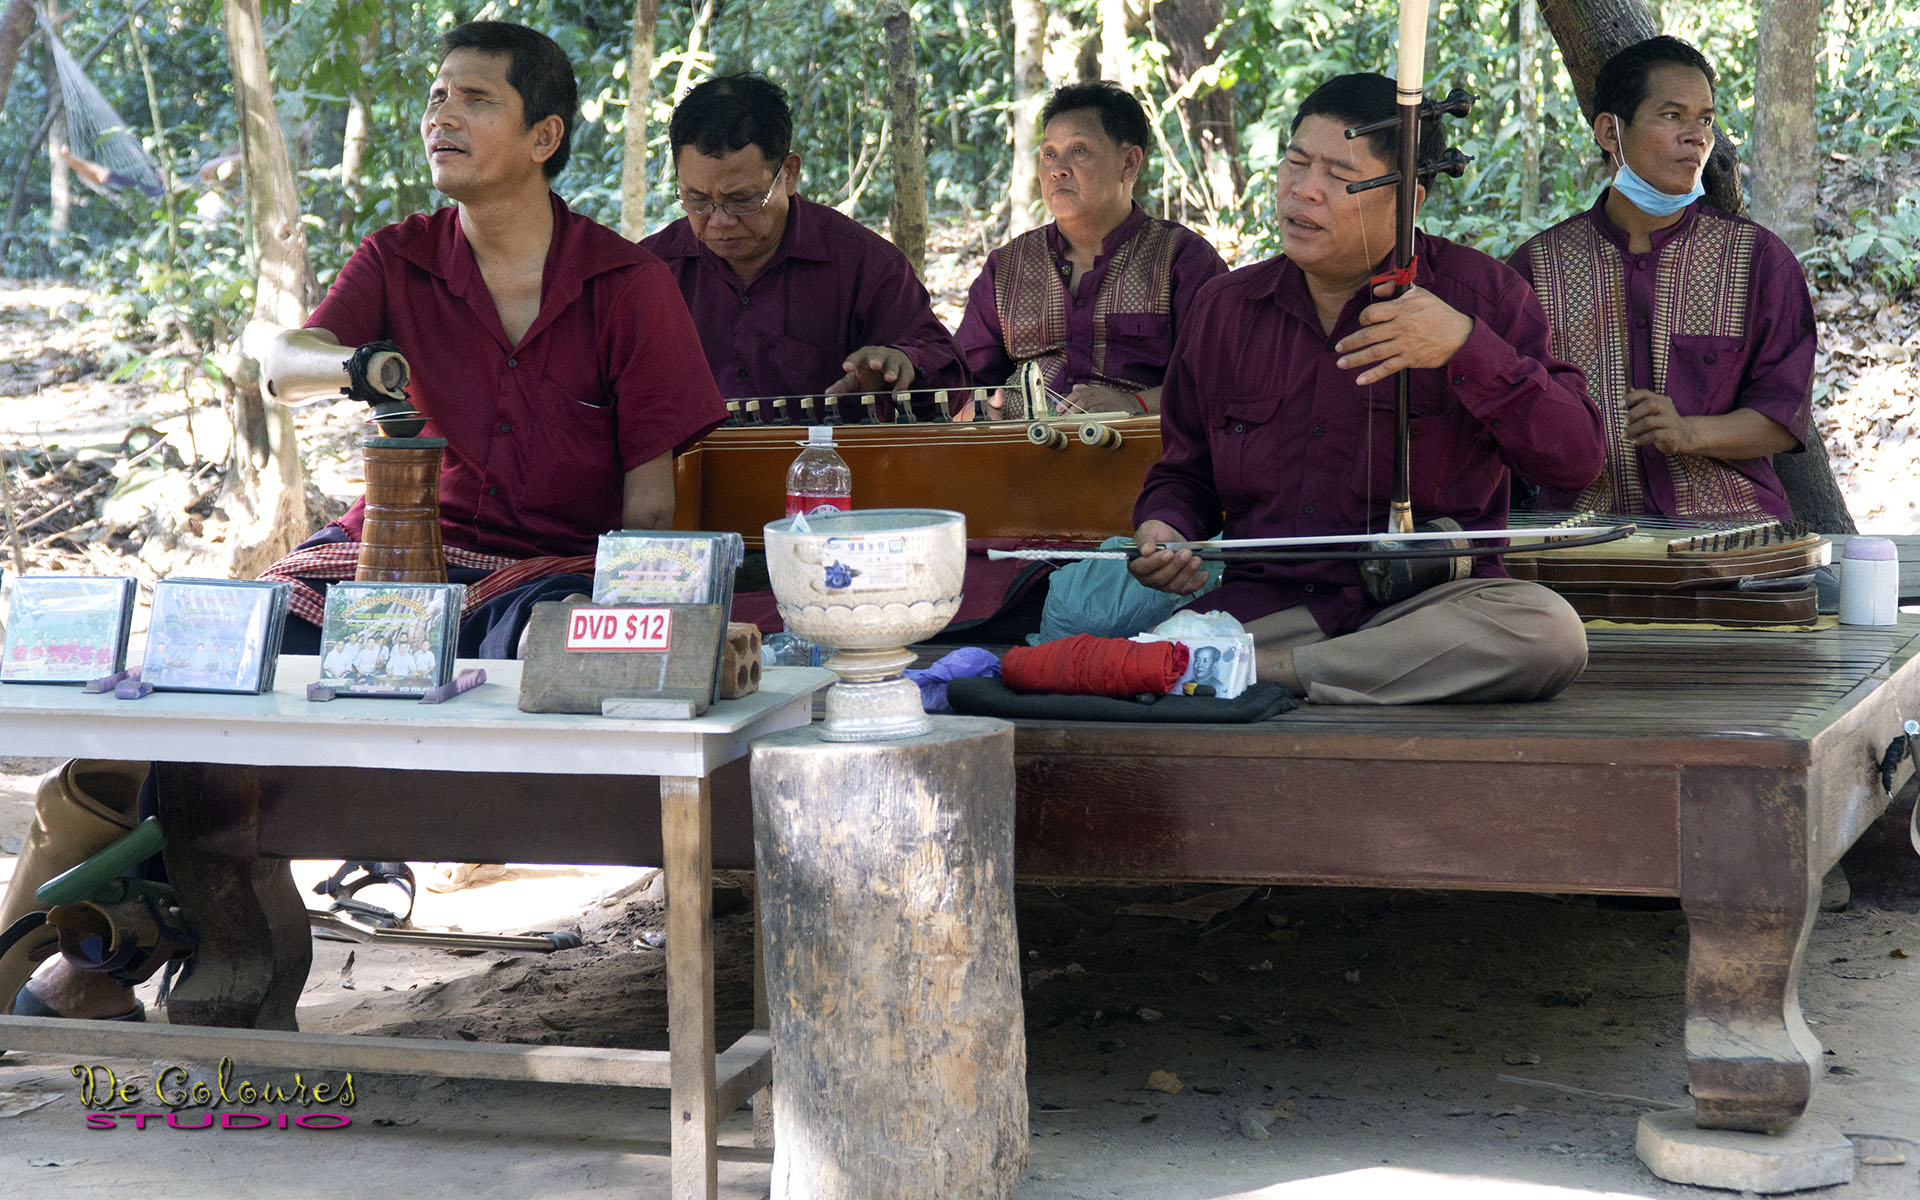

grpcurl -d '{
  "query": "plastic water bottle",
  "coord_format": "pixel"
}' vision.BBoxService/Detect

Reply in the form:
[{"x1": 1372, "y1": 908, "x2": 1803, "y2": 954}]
[{"x1": 785, "y1": 426, "x2": 851, "y2": 518}]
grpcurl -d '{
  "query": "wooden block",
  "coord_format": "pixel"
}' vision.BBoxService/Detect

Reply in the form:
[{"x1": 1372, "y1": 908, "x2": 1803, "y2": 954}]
[
  {"x1": 517, "y1": 601, "x2": 724, "y2": 716},
  {"x1": 601, "y1": 697, "x2": 699, "y2": 720},
  {"x1": 719, "y1": 622, "x2": 763, "y2": 700}
]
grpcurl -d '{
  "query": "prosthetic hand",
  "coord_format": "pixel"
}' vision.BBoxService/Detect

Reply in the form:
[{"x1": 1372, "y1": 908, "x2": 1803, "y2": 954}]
[{"x1": 249, "y1": 324, "x2": 425, "y2": 438}]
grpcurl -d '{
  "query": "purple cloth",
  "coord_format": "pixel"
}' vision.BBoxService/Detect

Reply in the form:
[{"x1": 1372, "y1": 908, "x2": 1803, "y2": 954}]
[
  {"x1": 309, "y1": 192, "x2": 727, "y2": 560},
  {"x1": 1509, "y1": 193, "x2": 1815, "y2": 521},
  {"x1": 640, "y1": 194, "x2": 967, "y2": 408},
  {"x1": 1134, "y1": 232, "x2": 1605, "y2": 638},
  {"x1": 903, "y1": 647, "x2": 1004, "y2": 713},
  {"x1": 955, "y1": 204, "x2": 1227, "y2": 391}
]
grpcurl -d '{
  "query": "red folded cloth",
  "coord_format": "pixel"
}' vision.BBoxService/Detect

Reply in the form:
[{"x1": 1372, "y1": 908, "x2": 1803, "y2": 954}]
[{"x1": 1001, "y1": 634, "x2": 1190, "y2": 699}]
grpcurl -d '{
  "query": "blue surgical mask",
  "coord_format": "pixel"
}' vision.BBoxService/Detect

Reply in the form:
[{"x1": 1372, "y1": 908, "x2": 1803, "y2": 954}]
[{"x1": 1608, "y1": 114, "x2": 1704, "y2": 217}]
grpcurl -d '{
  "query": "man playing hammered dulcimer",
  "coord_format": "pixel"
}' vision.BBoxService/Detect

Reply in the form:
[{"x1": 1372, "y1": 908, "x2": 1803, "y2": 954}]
[{"x1": 1129, "y1": 73, "x2": 1607, "y2": 705}]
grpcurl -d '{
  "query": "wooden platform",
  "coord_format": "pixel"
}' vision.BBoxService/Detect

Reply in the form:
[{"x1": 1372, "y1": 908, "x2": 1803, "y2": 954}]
[{"x1": 997, "y1": 619, "x2": 1920, "y2": 1135}]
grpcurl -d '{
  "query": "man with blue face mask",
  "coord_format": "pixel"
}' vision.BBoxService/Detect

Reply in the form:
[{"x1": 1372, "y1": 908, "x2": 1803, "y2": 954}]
[{"x1": 1510, "y1": 36, "x2": 1815, "y2": 522}]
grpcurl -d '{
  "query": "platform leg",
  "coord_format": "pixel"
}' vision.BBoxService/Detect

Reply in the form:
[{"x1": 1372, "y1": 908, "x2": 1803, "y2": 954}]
[
  {"x1": 1678, "y1": 766, "x2": 1822, "y2": 1133},
  {"x1": 663, "y1": 773, "x2": 718, "y2": 1200}
]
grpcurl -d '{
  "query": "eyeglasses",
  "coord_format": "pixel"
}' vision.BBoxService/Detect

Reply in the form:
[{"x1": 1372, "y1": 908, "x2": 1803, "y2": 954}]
[{"x1": 679, "y1": 173, "x2": 781, "y2": 218}]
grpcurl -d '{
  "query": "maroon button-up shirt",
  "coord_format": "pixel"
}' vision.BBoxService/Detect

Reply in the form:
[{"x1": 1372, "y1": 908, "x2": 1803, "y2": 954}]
[
  {"x1": 955, "y1": 204, "x2": 1227, "y2": 391},
  {"x1": 309, "y1": 192, "x2": 727, "y2": 560},
  {"x1": 641, "y1": 194, "x2": 966, "y2": 406},
  {"x1": 1509, "y1": 193, "x2": 1815, "y2": 520},
  {"x1": 1136, "y1": 232, "x2": 1605, "y2": 636}
]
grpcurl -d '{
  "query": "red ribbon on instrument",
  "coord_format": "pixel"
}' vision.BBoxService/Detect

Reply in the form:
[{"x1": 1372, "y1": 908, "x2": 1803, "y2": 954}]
[
  {"x1": 1369, "y1": 254, "x2": 1419, "y2": 290},
  {"x1": 1002, "y1": 634, "x2": 1190, "y2": 699}
]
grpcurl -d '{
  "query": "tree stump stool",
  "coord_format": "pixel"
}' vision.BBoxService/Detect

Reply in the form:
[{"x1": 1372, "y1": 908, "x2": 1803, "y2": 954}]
[{"x1": 750, "y1": 717, "x2": 1026, "y2": 1199}]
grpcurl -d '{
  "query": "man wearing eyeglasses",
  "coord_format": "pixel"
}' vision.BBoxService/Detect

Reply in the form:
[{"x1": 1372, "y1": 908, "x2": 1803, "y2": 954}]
[
  {"x1": 641, "y1": 73, "x2": 967, "y2": 420},
  {"x1": 1509, "y1": 36, "x2": 1813, "y2": 523}
]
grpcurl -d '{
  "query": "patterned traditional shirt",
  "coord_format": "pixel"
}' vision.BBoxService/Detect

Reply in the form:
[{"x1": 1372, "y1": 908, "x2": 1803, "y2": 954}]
[
  {"x1": 1509, "y1": 192, "x2": 1815, "y2": 521},
  {"x1": 956, "y1": 204, "x2": 1226, "y2": 398}
]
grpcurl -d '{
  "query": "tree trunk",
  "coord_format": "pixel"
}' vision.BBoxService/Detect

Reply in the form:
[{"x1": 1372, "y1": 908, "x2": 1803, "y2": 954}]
[
  {"x1": 1007, "y1": 0, "x2": 1046, "y2": 238},
  {"x1": 882, "y1": 1, "x2": 927, "y2": 275},
  {"x1": 43, "y1": 43, "x2": 69, "y2": 249},
  {"x1": 1152, "y1": 0, "x2": 1244, "y2": 216},
  {"x1": 1518, "y1": 0, "x2": 1541, "y2": 224},
  {"x1": 339, "y1": 23, "x2": 377, "y2": 253},
  {"x1": 619, "y1": 0, "x2": 659, "y2": 240},
  {"x1": 1535, "y1": 0, "x2": 1740, "y2": 215},
  {"x1": 1750, "y1": 0, "x2": 1818, "y2": 254},
  {"x1": 1099, "y1": 0, "x2": 1130, "y2": 87},
  {"x1": 223, "y1": 0, "x2": 317, "y2": 577},
  {"x1": 1536, "y1": 0, "x2": 1853, "y2": 533},
  {"x1": 0, "y1": 0, "x2": 33, "y2": 115}
]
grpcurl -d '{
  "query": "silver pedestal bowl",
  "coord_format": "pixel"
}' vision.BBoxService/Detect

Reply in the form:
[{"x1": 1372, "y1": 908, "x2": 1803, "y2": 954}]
[{"x1": 763, "y1": 508, "x2": 966, "y2": 741}]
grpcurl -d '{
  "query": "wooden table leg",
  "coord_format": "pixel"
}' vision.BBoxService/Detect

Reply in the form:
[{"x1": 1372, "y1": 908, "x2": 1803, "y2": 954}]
[
  {"x1": 663, "y1": 774, "x2": 718, "y2": 1200},
  {"x1": 155, "y1": 764, "x2": 311, "y2": 1031},
  {"x1": 1680, "y1": 765, "x2": 1823, "y2": 1133},
  {"x1": 752, "y1": 883, "x2": 774, "y2": 1150}
]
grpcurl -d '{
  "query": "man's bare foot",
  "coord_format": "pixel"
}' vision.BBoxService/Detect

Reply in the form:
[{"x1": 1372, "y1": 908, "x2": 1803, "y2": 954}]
[{"x1": 16, "y1": 956, "x2": 139, "y2": 1019}]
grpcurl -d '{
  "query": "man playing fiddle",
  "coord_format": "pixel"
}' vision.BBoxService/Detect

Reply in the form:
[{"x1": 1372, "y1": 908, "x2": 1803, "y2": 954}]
[
  {"x1": 641, "y1": 73, "x2": 967, "y2": 420},
  {"x1": 1130, "y1": 74, "x2": 1605, "y2": 704},
  {"x1": 1509, "y1": 36, "x2": 1815, "y2": 523}
]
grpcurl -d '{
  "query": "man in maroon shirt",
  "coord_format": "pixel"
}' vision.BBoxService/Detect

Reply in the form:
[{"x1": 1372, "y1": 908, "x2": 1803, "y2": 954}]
[
  {"x1": 1130, "y1": 74, "x2": 1605, "y2": 705},
  {"x1": 641, "y1": 73, "x2": 965, "y2": 421},
  {"x1": 956, "y1": 81, "x2": 1227, "y2": 418},
  {"x1": 252, "y1": 21, "x2": 726, "y2": 655},
  {"x1": 1509, "y1": 36, "x2": 1814, "y2": 522}
]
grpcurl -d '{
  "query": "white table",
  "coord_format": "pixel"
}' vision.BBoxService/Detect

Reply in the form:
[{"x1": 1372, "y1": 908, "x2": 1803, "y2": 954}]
[{"x1": 0, "y1": 659, "x2": 831, "y2": 1200}]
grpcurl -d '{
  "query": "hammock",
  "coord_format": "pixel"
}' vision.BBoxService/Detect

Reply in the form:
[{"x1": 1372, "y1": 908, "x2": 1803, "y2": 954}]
[{"x1": 36, "y1": 8, "x2": 162, "y2": 198}]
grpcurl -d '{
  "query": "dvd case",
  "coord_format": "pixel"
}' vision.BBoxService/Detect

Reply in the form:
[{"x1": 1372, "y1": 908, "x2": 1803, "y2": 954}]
[
  {"x1": 591, "y1": 531, "x2": 743, "y2": 703},
  {"x1": 141, "y1": 578, "x2": 290, "y2": 694},
  {"x1": 0, "y1": 575, "x2": 136, "y2": 684},
  {"x1": 316, "y1": 582, "x2": 464, "y2": 697}
]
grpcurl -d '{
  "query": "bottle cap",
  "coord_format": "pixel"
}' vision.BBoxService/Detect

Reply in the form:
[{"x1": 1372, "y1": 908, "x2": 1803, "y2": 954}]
[
  {"x1": 1843, "y1": 536, "x2": 1897, "y2": 561},
  {"x1": 806, "y1": 425, "x2": 835, "y2": 445}
]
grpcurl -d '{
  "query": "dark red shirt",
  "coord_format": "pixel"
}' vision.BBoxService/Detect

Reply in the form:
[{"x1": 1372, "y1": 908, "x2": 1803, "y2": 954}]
[
  {"x1": 1135, "y1": 232, "x2": 1605, "y2": 635},
  {"x1": 309, "y1": 192, "x2": 726, "y2": 559},
  {"x1": 640, "y1": 194, "x2": 966, "y2": 403},
  {"x1": 955, "y1": 204, "x2": 1227, "y2": 391}
]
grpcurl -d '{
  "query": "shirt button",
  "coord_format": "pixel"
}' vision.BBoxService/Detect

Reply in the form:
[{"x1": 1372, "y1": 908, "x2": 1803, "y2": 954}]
[
  {"x1": 1302, "y1": 504, "x2": 1315, "y2": 515},
  {"x1": 1303, "y1": 583, "x2": 1317, "y2": 593},
  {"x1": 507, "y1": 357, "x2": 518, "y2": 368},
  {"x1": 1635, "y1": 258, "x2": 1647, "y2": 270},
  {"x1": 740, "y1": 295, "x2": 750, "y2": 307},
  {"x1": 486, "y1": 486, "x2": 500, "y2": 497},
  {"x1": 736, "y1": 368, "x2": 749, "y2": 378},
  {"x1": 1704, "y1": 352, "x2": 1718, "y2": 364},
  {"x1": 498, "y1": 422, "x2": 511, "y2": 433},
  {"x1": 1451, "y1": 375, "x2": 1466, "y2": 386},
  {"x1": 1233, "y1": 423, "x2": 1246, "y2": 434},
  {"x1": 1635, "y1": 317, "x2": 1648, "y2": 329},
  {"x1": 1311, "y1": 426, "x2": 1325, "y2": 437},
  {"x1": 1490, "y1": 417, "x2": 1501, "y2": 428}
]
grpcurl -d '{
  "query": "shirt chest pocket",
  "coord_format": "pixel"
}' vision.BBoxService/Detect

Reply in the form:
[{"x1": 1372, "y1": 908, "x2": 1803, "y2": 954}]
[
  {"x1": 1211, "y1": 390, "x2": 1288, "y2": 511},
  {"x1": 1666, "y1": 334, "x2": 1746, "y2": 417}
]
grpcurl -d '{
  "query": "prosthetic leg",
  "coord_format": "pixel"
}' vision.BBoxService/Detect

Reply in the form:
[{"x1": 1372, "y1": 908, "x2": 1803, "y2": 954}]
[{"x1": 0, "y1": 759, "x2": 146, "y2": 1013}]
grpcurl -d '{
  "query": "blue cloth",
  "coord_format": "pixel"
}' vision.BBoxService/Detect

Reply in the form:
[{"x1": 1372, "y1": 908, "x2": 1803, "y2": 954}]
[
  {"x1": 904, "y1": 647, "x2": 1003, "y2": 713},
  {"x1": 1032, "y1": 536, "x2": 1211, "y2": 645}
]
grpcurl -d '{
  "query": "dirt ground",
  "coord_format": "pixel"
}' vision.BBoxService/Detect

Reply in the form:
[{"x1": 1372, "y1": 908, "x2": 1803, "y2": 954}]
[{"x1": 1, "y1": 754, "x2": 1917, "y2": 1199}]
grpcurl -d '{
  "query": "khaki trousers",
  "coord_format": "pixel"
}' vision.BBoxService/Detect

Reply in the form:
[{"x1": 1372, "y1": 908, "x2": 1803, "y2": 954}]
[{"x1": 1245, "y1": 578, "x2": 1587, "y2": 705}]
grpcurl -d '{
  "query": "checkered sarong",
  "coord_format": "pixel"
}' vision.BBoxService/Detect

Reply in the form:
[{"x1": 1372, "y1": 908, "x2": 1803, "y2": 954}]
[{"x1": 259, "y1": 541, "x2": 596, "y2": 628}]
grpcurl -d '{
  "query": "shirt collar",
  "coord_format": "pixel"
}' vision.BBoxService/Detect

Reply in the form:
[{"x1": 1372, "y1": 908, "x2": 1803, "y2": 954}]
[
  {"x1": 391, "y1": 191, "x2": 649, "y2": 346},
  {"x1": 1044, "y1": 202, "x2": 1150, "y2": 262},
  {"x1": 1587, "y1": 187, "x2": 1700, "y2": 253}
]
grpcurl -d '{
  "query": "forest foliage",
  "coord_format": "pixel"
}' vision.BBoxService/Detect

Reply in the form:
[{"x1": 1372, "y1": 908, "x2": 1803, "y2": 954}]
[{"x1": 3, "y1": 0, "x2": 1918, "y2": 384}]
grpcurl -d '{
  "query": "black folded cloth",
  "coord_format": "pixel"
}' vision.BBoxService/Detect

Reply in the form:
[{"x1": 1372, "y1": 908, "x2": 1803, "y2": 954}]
[{"x1": 947, "y1": 678, "x2": 1297, "y2": 724}]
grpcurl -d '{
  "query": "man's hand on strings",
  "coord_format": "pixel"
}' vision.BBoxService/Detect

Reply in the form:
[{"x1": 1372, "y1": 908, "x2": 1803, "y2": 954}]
[
  {"x1": 1334, "y1": 285, "x2": 1475, "y2": 387},
  {"x1": 1623, "y1": 389, "x2": 1695, "y2": 455},
  {"x1": 827, "y1": 346, "x2": 916, "y2": 397},
  {"x1": 1130, "y1": 519, "x2": 1209, "y2": 595}
]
